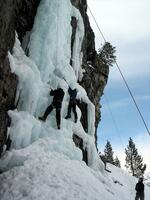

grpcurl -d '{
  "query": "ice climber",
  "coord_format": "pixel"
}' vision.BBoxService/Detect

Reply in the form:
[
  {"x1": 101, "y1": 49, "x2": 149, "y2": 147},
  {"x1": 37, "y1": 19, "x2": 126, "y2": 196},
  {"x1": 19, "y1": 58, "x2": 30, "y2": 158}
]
[
  {"x1": 65, "y1": 84, "x2": 78, "y2": 123},
  {"x1": 135, "y1": 177, "x2": 145, "y2": 200},
  {"x1": 39, "y1": 88, "x2": 65, "y2": 129}
]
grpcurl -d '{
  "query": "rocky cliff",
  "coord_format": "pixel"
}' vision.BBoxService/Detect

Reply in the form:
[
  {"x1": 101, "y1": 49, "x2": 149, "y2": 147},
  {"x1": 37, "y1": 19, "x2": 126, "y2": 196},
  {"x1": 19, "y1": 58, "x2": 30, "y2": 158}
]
[
  {"x1": 0, "y1": 0, "x2": 40, "y2": 156},
  {"x1": 0, "y1": 0, "x2": 109, "y2": 156}
]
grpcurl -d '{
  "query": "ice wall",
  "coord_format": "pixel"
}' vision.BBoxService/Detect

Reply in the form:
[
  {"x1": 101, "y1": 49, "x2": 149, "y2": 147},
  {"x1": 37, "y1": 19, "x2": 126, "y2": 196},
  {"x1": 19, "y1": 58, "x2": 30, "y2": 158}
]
[{"x1": 0, "y1": 0, "x2": 104, "y2": 171}]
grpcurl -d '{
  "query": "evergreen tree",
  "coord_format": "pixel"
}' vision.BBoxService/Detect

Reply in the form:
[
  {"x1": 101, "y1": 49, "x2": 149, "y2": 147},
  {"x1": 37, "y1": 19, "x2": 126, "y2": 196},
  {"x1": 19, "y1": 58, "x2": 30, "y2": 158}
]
[
  {"x1": 114, "y1": 156, "x2": 121, "y2": 168},
  {"x1": 125, "y1": 137, "x2": 146, "y2": 178},
  {"x1": 104, "y1": 140, "x2": 114, "y2": 164},
  {"x1": 98, "y1": 42, "x2": 116, "y2": 67}
]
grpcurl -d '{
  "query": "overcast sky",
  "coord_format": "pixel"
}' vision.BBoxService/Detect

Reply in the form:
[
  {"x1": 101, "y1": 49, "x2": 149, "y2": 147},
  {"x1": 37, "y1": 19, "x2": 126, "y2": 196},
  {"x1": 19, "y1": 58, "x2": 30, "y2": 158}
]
[{"x1": 88, "y1": 0, "x2": 150, "y2": 172}]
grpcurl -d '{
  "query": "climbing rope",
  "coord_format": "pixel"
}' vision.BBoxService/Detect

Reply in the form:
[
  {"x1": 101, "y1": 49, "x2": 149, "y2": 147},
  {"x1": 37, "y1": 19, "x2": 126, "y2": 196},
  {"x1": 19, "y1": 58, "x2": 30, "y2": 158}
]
[{"x1": 87, "y1": 4, "x2": 150, "y2": 136}]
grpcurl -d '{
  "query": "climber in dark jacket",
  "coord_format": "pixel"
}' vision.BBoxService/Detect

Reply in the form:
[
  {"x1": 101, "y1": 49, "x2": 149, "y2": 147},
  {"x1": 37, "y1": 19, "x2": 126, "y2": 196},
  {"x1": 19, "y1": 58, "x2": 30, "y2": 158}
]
[
  {"x1": 135, "y1": 178, "x2": 145, "y2": 200},
  {"x1": 39, "y1": 88, "x2": 65, "y2": 129},
  {"x1": 65, "y1": 85, "x2": 78, "y2": 123}
]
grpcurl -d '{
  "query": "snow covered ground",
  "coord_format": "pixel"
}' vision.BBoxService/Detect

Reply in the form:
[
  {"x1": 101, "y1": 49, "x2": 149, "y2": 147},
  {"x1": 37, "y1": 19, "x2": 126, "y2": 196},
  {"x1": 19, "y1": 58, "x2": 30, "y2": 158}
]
[
  {"x1": 0, "y1": 0, "x2": 150, "y2": 199},
  {"x1": 0, "y1": 142, "x2": 150, "y2": 200},
  {"x1": 145, "y1": 172, "x2": 150, "y2": 187}
]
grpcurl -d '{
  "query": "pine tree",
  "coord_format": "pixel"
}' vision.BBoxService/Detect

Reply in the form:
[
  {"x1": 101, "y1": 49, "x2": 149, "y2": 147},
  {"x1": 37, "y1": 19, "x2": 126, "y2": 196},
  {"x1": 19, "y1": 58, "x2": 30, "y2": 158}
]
[
  {"x1": 125, "y1": 137, "x2": 146, "y2": 178},
  {"x1": 114, "y1": 156, "x2": 121, "y2": 168},
  {"x1": 103, "y1": 140, "x2": 114, "y2": 164},
  {"x1": 98, "y1": 42, "x2": 116, "y2": 67}
]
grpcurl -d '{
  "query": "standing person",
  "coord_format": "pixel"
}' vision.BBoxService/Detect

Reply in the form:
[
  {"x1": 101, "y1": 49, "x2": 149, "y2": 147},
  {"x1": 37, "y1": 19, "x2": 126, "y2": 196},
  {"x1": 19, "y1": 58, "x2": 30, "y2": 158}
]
[
  {"x1": 135, "y1": 178, "x2": 145, "y2": 200},
  {"x1": 39, "y1": 87, "x2": 65, "y2": 129},
  {"x1": 65, "y1": 84, "x2": 78, "y2": 123}
]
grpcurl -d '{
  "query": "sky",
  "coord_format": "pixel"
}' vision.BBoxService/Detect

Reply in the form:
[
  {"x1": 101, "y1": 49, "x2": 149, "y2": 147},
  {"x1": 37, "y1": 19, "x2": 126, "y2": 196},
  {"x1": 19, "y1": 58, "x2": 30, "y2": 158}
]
[{"x1": 87, "y1": 0, "x2": 150, "y2": 172}]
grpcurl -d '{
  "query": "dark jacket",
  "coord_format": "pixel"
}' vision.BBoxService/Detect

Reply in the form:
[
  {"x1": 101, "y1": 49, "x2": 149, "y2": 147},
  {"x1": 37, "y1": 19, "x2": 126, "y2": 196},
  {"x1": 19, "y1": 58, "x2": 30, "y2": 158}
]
[
  {"x1": 50, "y1": 88, "x2": 64, "y2": 107},
  {"x1": 135, "y1": 182, "x2": 144, "y2": 193},
  {"x1": 68, "y1": 87, "x2": 77, "y2": 101}
]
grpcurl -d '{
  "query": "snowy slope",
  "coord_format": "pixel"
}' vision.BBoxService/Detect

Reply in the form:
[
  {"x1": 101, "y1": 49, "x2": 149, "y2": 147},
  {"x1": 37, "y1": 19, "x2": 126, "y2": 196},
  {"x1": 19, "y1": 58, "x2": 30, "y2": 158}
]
[
  {"x1": 106, "y1": 164, "x2": 150, "y2": 199},
  {"x1": 0, "y1": 0, "x2": 150, "y2": 199},
  {"x1": 1, "y1": 145, "x2": 150, "y2": 200},
  {"x1": 145, "y1": 173, "x2": 150, "y2": 187}
]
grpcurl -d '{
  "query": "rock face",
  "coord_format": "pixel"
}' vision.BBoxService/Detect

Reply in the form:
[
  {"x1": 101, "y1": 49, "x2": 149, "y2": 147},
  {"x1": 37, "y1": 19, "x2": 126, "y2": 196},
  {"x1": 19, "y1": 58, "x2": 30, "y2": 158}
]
[
  {"x1": 0, "y1": 0, "x2": 17, "y2": 156},
  {"x1": 0, "y1": 0, "x2": 39, "y2": 156},
  {"x1": 0, "y1": 0, "x2": 109, "y2": 156}
]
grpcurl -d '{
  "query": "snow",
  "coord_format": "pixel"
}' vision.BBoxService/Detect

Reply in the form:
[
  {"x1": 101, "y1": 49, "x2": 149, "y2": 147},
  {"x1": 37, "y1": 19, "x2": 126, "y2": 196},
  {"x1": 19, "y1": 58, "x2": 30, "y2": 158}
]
[
  {"x1": 145, "y1": 173, "x2": 150, "y2": 187},
  {"x1": 1, "y1": 150, "x2": 150, "y2": 200},
  {"x1": 0, "y1": 152, "x2": 112, "y2": 200},
  {"x1": 0, "y1": 0, "x2": 150, "y2": 199},
  {"x1": 106, "y1": 164, "x2": 150, "y2": 200}
]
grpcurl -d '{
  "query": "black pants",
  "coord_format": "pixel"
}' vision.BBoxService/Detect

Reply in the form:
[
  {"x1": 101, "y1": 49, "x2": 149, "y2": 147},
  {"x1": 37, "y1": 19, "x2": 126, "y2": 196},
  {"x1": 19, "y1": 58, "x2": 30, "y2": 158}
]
[
  {"x1": 135, "y1": 192, "x2": 144, "y2": 200},
  {"x1": 43, "y1": 102, "x2": 61, "y2": 128},
  {"x1": 67, "y1": 100, "x2": 77, "y2": 120}
]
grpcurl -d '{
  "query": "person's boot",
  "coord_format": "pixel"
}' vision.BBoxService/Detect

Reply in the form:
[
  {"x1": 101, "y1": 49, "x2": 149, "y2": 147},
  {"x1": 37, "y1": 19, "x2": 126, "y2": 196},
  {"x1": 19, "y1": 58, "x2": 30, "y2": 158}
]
[
  {"x1": 65, "y1": 115, "x2": 71, "y2": 119},
  {"x1": 57, "y1": 124, "x2": 60, "y2": 129},
  {"x1": 39, "y1": 116, "x2": 46, "y2": 121}
]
